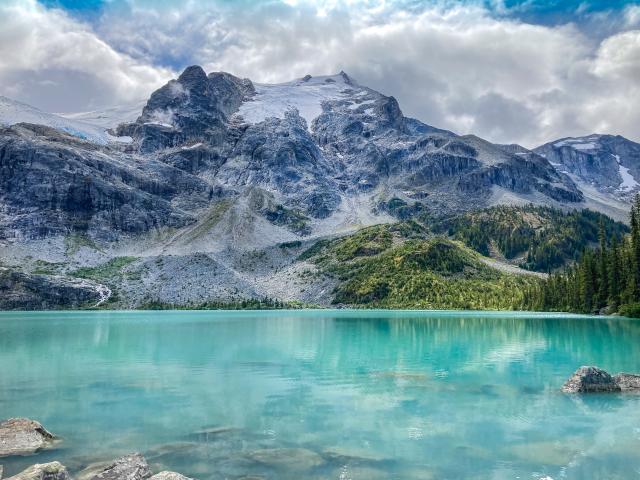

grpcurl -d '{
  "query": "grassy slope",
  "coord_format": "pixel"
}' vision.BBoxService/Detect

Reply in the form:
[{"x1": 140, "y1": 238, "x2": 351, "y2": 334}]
[{"x1": 301, "y1": 222, "x2": 539, "y2": 310}]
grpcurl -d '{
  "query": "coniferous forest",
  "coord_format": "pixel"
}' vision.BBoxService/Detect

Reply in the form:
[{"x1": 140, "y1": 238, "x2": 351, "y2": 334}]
[{"x1": 523, "y1": 195, "x2": 640, "y2": 317}]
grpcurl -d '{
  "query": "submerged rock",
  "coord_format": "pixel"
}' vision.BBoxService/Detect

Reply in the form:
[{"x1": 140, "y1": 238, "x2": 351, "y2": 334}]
[
  {"x1": 5, "y1": 462, "x2": 69, "y2": 480},
  {"x1": 81, "y1": 453, "x2": 151, "y2": 480},
  {"x1": 149, "y1": 473, "x2": 193, "y2": 480},
  {"x1": 246, "y1": 448, "x2": 324, "y2": 471},
  {"x1": 0, "y1": 418, "x2": 57, "y2": 457},
  {"x1": 562, "y1": 366, "x2": 640, "y2": 393}
]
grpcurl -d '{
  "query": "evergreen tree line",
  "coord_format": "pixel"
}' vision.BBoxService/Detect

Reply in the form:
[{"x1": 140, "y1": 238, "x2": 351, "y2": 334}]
[
  {"x1": 138, "y1": 297, "x2": 302, "y2": 310},
  {"x1": 523, "y1": 195, "x2": 640, "y2": 317}
]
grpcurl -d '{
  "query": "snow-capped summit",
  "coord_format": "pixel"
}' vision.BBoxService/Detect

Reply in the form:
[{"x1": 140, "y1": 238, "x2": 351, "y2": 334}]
[{"x1": 236, "y1": 72, "x2": 368, "y2": 127}]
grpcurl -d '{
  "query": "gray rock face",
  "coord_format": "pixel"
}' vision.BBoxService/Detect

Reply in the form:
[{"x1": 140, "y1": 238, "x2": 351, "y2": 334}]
[
  {"x1": 118, "y1": 66, "x2": 254, "y2": 153},
  {"x1": 534, "y1": 134, "x2": 640, "y2": 199},
  {"x1": 84, "y1": 453, "x2": 151, "y2": 480},
  {"x1": 4, "y1": 462, "x2": 68, "y2": 480},
  {"x1": 0, "y1": 418, "x2": 57, "y2": 457},
  {"x1": 562, "y1": 366, "x2": 640, "y2": 393},
  {"x1": 0, "y1": 268, "x2": 103, "y2": 310},
  {"x1": 0, "y1": 123, "x2": 213, "y2": 241}
]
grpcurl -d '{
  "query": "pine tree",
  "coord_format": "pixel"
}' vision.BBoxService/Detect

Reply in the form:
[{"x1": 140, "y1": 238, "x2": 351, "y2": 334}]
[
  {"x1": 608, "y1": 236, "x2": 621, "y2": 309},
  {"x1": 630, "y1": 195, "x2": 640, "y2": 302},
  {"x1": 580, "y1": 250, "x2": 596, "y2": 313},
  {"x1": 597, "y1": 218, "x2": 608, "y2": 309}
]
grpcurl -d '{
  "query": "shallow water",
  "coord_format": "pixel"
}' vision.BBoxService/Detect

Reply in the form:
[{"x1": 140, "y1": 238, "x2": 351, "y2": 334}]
[{"x1": 1, "y1": 310, "x2": 639, "y2": 479}]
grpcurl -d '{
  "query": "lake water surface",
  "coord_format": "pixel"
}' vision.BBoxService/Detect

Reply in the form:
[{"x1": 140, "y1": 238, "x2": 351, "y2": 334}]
[{"x1": 1, "y1": 310, "x2": 640, "y2": 479}]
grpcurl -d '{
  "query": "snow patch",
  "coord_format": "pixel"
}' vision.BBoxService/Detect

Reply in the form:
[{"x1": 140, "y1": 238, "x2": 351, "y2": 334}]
[
  {"x1": 553, "y1": 136, "x2": 601, "y2": 151},
  {"x1": 237, "y1": 73, "x2": 361, "y2": 128},
  {"x1": 58, "y1": 99, "x2": 145, "y2": 129},
  {"x1": 348, "y1": 98, "x2": 376, "y2": 110},
  {"x1": 106, "y1": 133, "x2": 133, "y2": 144},
  {"x1": 0, "y1": 95, "x2": 115, "y2": 145},
  {"x1": 182, "y1": 142, "x2": 203, "y2": 150},
  {"x1": 613, "y1": 154, "x2": 639, "y2": 191}
]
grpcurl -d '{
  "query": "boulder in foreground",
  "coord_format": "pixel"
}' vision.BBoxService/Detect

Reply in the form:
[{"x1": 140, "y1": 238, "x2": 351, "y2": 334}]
[
  {"x1": 81, "y1": 453, "x2": 151, "y2": 480},
  {"x1": 0, "y1": 418, "x2": 57, "y2": 457},
  {"x1": 4, "y1": 461, "x2": 69, "y2": 480},
  {"x1": 562, "y1": 366, "x2": 640, "y2": 393}
]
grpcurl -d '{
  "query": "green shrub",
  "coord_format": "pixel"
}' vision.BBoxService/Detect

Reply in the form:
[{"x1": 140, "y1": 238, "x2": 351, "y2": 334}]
[{"x1": 618, "y1": 303, "x2": 640, "y2": 318}]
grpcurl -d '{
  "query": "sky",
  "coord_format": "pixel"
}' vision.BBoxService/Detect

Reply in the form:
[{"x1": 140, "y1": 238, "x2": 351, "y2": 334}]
[{"x1": 1, "y1": 0, "x2": 639, "y2": 148}]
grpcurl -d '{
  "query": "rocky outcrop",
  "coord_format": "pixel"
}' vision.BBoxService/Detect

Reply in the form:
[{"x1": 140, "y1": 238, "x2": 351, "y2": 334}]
[
  {"x1": 0, "y1": 418, "x2": 57, "y2": 457},
  {"x1": 4, "y1": 462, "x2": 69, "y2": 480},
  {"x1": 80, "y1": 453, "x2": 151, "y2": 480},
  {"x1": 534, "y1": 134, "x2": 640, "y2": 198},
  {"x1": 0, "y1": 268, "x2": 103, "y2": 310},
  {"x1": 562, "y1": 366, "x2": 640, "y2": 393}
]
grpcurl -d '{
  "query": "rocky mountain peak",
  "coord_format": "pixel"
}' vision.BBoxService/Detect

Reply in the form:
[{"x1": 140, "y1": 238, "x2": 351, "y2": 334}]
[
  {"x1": 534, "y1": 133, "x2": 640, "y2": 200},
  {"x1": 117, "y1": 66, "x2": 254, "y2": 152},
  {"x1": 177, "y1": 64, "x2": 208, "y2": 85},
  {"x1": 338, "y1": 70, "x2": 353, "y2": 85}
]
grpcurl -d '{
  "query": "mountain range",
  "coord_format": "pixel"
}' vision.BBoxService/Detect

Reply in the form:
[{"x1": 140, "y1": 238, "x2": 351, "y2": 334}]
[{"x1": 1, "y1": 66, "x2": 638, "y2": 309}]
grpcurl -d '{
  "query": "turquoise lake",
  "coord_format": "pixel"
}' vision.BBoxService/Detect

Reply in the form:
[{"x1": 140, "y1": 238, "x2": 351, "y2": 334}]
[{"x1": 1, "y1": 310, "x2": 640, "y2": 479}]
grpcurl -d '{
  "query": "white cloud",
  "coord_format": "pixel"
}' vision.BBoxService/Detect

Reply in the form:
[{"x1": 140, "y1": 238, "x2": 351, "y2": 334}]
[
  {"x1": 0, "y1": 0, "x2": 638, "y2": 147},
  {"x1": 0, "y1": 0, "x2": 173, "y2": 111},
  {"x1": 625, "y1": 5, "x2": 640, "y2": 27}
]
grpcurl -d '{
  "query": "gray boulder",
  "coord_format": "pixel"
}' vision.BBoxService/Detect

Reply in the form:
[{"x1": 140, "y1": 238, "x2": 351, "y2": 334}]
[
  {"x1": 0, "y1": 418, "x2": 57, "y2": 457},
  {"x1": 81, "y1": 454, "x2": 150, "y2": 480},
  {"x1": 561, "y1": 366, "x2": 621, "y2": 393},
  {"x1": 562, "y1": 366, "x2": 640, "y2": 393},
  {"x1": 613, "y1": 373, "x2": 640, "y2": 391},
  {"x1": 4, "y1": 462, "x2": 68, "y2": 480}
]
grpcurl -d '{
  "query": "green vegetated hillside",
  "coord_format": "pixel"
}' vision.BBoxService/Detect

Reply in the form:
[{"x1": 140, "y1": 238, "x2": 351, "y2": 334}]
[
  {"x1": 428, "y1": 205, "x2": 628, "y2": 272},
  {"x1": 301, "y1": 222, "x2": 540, "y2": 310}
]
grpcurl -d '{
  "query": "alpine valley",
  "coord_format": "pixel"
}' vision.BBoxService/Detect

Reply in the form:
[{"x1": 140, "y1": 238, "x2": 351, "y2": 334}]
[{"x1": 1, "y1": 66, "x2": 639, "y2": 311}]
